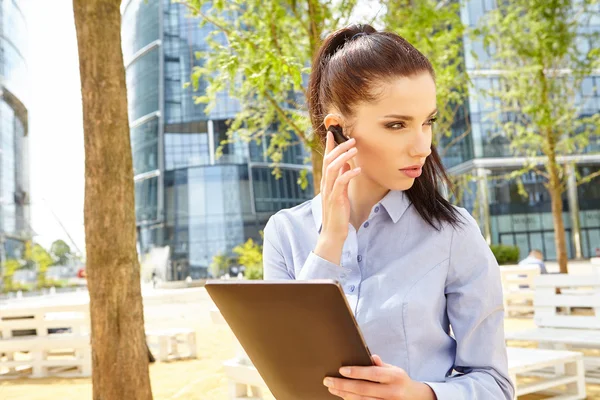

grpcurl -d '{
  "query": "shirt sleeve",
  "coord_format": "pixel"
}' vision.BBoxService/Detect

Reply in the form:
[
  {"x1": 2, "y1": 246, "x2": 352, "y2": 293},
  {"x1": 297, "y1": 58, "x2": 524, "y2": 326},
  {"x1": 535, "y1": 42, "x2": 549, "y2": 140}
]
[
  {"x1": 262, "y1": 215, "x2": 351, "y2": 281},
  {"x1": 423, "y1": 209, "x2": 515, "y2": 400}
]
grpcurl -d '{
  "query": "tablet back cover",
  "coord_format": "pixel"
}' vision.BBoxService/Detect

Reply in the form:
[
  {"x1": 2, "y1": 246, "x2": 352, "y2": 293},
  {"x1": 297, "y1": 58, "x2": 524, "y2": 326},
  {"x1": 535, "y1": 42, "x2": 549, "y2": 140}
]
[{"x1": 205, "y1": 280, "x2": 374, "y2": 400}]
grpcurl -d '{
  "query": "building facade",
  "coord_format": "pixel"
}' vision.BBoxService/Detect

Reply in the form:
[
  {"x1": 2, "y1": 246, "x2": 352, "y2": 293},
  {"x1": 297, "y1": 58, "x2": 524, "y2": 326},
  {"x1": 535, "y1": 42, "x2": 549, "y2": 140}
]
[
  {"x1": 121, "y1": 0, "x2": 313, "y2": 279},
  {"x1": 444, "y1": 0, "x2": 600, "y2": 260},
  {"x1": 0, "y1": 0, "x2": 31, "y2": 263}
]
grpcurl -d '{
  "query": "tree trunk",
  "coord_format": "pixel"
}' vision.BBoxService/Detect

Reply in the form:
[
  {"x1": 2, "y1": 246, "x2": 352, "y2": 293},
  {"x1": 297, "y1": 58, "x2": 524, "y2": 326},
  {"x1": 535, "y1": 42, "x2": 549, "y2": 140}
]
[
  {"x1": 548, "y1": 160, "x2": 569, "y2": 274},
  {"x1": 311, "y1": 145, "x2": 323, "y2": 196},
  {"x1": 72, "y1": 1, "x2": 153, "y2": 399}
]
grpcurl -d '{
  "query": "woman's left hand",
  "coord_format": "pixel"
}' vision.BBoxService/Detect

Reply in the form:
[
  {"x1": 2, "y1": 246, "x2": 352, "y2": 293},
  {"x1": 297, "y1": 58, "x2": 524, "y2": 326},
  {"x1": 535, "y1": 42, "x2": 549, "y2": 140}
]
[{"x1": 323, "y1": 355, "x2": 437, "y2": 400}]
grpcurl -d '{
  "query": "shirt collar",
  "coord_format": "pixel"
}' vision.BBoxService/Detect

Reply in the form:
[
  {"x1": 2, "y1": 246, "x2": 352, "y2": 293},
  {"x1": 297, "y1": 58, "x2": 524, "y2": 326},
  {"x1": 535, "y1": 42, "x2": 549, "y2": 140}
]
[
  {"x1": 380, "y1": 190, "x2": 411, "y2": 223},
  {"x1": 311, "y1": 190, "x2": 411, "y2": 232}
]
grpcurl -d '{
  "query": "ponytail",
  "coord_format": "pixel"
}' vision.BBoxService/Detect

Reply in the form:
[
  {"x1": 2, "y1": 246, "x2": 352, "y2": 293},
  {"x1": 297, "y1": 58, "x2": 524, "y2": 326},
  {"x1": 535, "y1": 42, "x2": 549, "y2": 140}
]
[{"x1": 307, "y1": 24, "x2": 377, "y2": 147}]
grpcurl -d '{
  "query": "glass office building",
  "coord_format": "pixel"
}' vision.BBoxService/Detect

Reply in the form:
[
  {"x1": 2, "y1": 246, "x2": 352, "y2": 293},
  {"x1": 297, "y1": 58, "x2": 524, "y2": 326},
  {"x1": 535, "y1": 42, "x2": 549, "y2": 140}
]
[
  {"x1": 444, "y1": 0, "x2": 600, "y2": 260},
  {"x1": 121, "y1": 0, "x2": 313, "y2": 279},
  {"x1": 0, "y1": 0, "x2": 31, "y2": 262}
]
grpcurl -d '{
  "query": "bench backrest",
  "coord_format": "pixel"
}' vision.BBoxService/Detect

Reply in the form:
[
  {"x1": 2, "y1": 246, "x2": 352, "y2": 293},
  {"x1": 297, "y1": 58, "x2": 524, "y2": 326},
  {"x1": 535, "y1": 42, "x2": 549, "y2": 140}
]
[
  {"x1": 500, "y1": 265, "x2": 540, "y2": 292},
  {"x1": 534, "y1": 274, "x2": 600, "y2": 329},
  {"x1": 0, "y1": 301, "x2": 90, "y2": 339}
]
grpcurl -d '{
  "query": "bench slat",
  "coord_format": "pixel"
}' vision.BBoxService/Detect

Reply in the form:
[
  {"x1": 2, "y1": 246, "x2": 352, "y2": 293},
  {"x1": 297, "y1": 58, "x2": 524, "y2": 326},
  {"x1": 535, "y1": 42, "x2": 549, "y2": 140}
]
[
  {"x1": 535, "y1": 274, "x2": 600, "y2": 288},
  {"x1": 535, "y1": 315, "x2": 600, "y2": 329},
  {"x1": 506, "y1": 328, "x2": 600, "y2": 345},
  {"x1": 534, "y1": 294, "x2": 600, "y2": 307}
]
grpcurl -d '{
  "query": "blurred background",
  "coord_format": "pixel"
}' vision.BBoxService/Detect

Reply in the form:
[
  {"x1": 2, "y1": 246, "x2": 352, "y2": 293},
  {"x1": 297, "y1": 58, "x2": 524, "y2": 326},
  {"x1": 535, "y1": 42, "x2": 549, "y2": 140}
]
[
  {"x1": 0, "y1": 0, "x2": 599, "y2": 398},
  {"x1": 0, "y1": 0, "x2": 596, "y2": 290}
]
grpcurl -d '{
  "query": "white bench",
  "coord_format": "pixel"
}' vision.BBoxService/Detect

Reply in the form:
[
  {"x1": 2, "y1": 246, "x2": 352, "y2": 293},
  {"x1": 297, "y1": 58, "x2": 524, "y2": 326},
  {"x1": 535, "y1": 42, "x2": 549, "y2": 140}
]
[
  {"x1": 0, "y1": 299, "x2": 91, "y2": 379},
  {"x1": 145, "y1": 328, "x2": 197, "y2": 362},
  {"x1": 508, "y1": 347, "x2": 586, "y2": 399},
  {"x1": 501, "y1": 266, "x2": 540, "y2": 317},
  {"x1": 506, "y1": 274, "x2": 600, "y2": 383},
  {"x1": 210, "y1": 307, "x2": 265, "y2": 400}
]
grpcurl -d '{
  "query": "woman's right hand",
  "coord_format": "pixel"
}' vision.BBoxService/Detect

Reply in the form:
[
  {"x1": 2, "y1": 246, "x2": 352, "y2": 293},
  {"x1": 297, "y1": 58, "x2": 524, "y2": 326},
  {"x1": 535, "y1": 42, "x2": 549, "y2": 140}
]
[{"x1": 314, "y1": 130, "x2": 361, "y2": 265}]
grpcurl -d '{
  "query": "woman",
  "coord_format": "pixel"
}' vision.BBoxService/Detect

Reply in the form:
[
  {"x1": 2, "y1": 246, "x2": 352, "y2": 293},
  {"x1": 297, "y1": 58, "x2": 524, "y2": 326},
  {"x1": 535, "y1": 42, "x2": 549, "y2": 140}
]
[{"x1": 263, "y1": 24, "x2": 514, "y2": 400}]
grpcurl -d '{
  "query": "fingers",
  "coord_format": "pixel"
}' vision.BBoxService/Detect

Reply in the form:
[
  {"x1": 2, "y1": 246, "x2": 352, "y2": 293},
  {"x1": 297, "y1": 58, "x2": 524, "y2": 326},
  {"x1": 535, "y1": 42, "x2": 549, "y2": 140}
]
[
  {"x1": 339, "y1": 161, "x2": 351, "y2": 177},
  {"x1": 323, "y1": 133, "x2": 356, "y2": 172},
  {"x1": 329, "y1": 166, "x2": 361, "y2": 201},
  {"x1": 339, "y1": 365, "x2": 398, "y2": 384},
  {"x1": 328, "y1": 387, "x2": 383, "y2": 400},
  {"x1": 325, "y1": 378, "x2": 386, "y2": 399},
  {"x1": 321, "y1": 129, "x2": 357, "y2": 195},
  {"x1": 323, "y1": 148, "x2": 358, "y2": 196}
]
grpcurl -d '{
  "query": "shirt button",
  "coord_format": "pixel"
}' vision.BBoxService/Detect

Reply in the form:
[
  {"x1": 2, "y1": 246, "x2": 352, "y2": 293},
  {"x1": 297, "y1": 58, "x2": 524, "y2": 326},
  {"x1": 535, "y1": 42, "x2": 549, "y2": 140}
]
[
  {"x1": 363, "y1": 222, "x2": 370, "y2": 228},
  {"x1": 357, "y1": 255, "x2": 363, "y2": 262},
  {"x1": 349, "y1": 285, "x2": 356, "y2": 292},
  {"x1": 374, "y1": 206, "x2": 380, "y2": 213}
]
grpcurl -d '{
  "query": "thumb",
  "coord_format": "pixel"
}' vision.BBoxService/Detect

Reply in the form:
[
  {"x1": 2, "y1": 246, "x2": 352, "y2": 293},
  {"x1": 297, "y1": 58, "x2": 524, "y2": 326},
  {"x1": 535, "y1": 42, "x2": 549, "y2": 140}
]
[
  {"x1": 372, "y1": 354, "x2": 394, "y2": 368},
  {"x1": 372, "y1": 354, "x2": 385, "y2": 366}
]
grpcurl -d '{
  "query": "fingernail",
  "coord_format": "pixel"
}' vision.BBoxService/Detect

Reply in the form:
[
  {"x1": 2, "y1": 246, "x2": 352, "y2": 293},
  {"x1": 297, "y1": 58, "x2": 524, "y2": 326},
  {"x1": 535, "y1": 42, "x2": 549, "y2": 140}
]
[
  {"x1": 340, "y1": 367, "x2": 351, "y2": 375},
  {"x1": 354, "y1": 167, "x2": 361, "y2": 173},
  {"x1": 323, "y1": 378, "x2": 333, "y2": 387}
]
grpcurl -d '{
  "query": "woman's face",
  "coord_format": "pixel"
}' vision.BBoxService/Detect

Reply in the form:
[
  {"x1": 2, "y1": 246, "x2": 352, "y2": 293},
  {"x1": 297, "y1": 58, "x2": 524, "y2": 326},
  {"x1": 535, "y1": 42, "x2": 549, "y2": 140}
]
[{"x1": 325, "y1": 72, "x2": 436, "y2": 192}]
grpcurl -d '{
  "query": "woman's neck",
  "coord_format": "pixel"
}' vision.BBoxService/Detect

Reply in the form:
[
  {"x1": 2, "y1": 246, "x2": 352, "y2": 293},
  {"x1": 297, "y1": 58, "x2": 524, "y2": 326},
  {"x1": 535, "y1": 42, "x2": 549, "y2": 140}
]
[{"x1": 347, "y1": 174, "x2": 390, "y2": 231}]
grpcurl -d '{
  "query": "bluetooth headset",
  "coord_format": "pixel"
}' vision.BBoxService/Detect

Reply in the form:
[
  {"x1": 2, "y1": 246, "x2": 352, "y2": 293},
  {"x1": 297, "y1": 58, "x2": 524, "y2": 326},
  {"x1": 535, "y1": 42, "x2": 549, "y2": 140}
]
[{"x1": 327, "y1": 125, "x2": 350, "y2": 146}]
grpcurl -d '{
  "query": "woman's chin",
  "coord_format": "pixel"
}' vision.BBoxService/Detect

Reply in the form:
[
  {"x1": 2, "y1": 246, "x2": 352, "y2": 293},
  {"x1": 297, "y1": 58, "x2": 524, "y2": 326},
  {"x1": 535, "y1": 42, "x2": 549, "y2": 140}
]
[{"x1": 387, "y1": 178, "x2": 416, "y2": 191}]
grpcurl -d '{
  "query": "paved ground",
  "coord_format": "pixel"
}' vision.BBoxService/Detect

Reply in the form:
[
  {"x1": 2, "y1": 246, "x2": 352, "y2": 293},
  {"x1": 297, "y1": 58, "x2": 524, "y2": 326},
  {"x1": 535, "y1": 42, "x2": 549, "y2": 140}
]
[{"x1": 1, "y1": 285, "x2": 599, "y2": 399}]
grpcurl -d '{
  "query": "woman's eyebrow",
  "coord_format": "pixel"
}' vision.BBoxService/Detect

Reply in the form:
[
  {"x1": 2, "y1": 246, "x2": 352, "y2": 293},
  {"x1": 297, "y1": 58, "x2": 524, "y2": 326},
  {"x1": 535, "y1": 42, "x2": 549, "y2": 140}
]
[{"x1": 380, "y1": 108, "x2": 438, "y2": 121}]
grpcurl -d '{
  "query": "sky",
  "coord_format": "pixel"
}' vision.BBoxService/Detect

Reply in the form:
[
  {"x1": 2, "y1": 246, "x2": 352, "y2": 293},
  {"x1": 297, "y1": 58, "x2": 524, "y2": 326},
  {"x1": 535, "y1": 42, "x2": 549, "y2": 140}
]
[
  {"x1": 19, "y1": 0, "x2": 383, "y2": 257},
  {"x1": 23, "y1": 1, "x2": 86, "y2": 254}
]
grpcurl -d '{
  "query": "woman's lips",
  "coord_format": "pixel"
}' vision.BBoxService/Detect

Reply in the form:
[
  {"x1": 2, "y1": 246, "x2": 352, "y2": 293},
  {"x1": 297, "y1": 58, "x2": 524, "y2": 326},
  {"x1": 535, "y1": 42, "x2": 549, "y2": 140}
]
[{"x1": 400, "y1": 167, "x2": 422, "y2": 178}]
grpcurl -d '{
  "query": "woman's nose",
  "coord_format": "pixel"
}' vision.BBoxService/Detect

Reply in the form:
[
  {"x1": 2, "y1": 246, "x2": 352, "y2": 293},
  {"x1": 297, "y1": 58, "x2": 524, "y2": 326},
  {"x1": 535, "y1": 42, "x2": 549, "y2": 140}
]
[{"x1": 409, "y1": 130, "x2": 432, "y2": 158}]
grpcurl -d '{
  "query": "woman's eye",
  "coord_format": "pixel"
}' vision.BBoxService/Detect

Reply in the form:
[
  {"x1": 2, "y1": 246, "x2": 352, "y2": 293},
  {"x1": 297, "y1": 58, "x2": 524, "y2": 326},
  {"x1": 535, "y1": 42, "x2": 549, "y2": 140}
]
[
  {"x1": 425, "y1": 117, "x2": 438, "y2": 126},
  {"x1": 387, "y1": 123, "x2": 405, "y2": 130}
]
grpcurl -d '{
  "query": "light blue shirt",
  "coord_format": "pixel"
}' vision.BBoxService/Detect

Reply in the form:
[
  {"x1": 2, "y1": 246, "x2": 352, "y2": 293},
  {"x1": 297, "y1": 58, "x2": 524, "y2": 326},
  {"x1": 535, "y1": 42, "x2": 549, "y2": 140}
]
[
  {"x1": 519, "y1": 256, "x2": 548, "y2": 274},
  {"x1": 262, "y1": 190, "x2": 514, "y2": 400}
]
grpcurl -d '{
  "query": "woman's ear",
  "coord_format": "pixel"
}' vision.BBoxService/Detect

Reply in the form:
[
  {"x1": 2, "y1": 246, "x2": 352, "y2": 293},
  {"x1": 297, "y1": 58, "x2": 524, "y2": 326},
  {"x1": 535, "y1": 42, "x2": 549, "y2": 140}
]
[{"x1": 323, "y1": 113, "x2": 344, "y2": 131}]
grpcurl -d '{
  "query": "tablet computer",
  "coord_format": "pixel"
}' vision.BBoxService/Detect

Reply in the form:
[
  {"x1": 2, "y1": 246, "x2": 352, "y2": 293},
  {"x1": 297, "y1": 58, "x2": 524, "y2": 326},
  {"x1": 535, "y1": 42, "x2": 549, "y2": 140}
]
[{"x1": 205, "y1": 279, "x2": 374, "y2": 400}]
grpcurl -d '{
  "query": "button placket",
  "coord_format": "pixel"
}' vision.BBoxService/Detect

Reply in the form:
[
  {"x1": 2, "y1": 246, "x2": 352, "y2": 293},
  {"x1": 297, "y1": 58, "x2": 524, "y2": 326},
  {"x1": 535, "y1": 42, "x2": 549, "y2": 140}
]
[{"x1": 340, "y1": 228, "x2": 358, "y2": 290}]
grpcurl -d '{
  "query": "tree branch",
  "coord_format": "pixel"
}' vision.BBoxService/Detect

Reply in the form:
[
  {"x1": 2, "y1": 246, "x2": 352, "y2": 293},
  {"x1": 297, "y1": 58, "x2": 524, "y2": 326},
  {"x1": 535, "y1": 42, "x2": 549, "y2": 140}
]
[
  {"x1": 265, "y1": 92, "x2": 309, "y2": 145},
  {"x1": 439, "y1": 126, "x2": 471, "y2": 158},
  {"x1": 269, "y1": 5, "x2": 283, "y2": 57},
  {"x1": 576, "y1": 169, "x2": 600, "y2": 187}
]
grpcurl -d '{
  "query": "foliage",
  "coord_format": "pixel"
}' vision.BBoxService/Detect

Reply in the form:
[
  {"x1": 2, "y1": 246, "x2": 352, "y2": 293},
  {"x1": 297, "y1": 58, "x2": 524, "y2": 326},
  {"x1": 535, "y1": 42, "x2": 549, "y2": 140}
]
[
  {"x1": 1, "y1": 241, "x2": 55, "y2": 291},
  {"x1": 180, "y1": 0, "x2": 359, "y2": 191},
  {"x1": 50, "y1": 240, "x2": 73, "y2": 265},
  {"x1": 475, "y1": 0, "x2": 600, "y2": 164},
  {"x1": 474, "y1": 0, "x2": 600, "y2": 272},
  {"x1": 38, "y1": 279, "x2": 71, "y2": 289},
  {"x1": 1, "y1": 258, "x2": 24, "y2": 292},
  {"x1": 32, "y1": 243, "x2": 56, "y2": 288},
  {"x1": 244, "y1": 266, "x2": 263, "y2": 280},
  {"x1": 210, "y1": 252, "x2": 233, "y2": 278},
  {"x1": 233, "y1": 238, "x2": 263, "y2": 280},
  {"x1": 490, "y1": 244, "x2": 520, "y2": 265}
]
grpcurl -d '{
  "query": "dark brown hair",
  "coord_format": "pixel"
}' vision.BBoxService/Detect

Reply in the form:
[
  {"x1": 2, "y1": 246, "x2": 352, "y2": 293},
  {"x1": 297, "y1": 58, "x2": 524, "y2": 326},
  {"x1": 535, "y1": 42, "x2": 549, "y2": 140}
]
[{"x1": 307, "y1": 23, "x2": 462, "y2": 230}]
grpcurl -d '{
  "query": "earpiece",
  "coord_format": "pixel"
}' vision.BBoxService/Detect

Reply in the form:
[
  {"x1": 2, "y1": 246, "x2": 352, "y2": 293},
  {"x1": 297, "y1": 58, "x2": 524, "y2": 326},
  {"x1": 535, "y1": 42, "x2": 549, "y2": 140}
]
[{"x1": 327, "y1": 125, "x2": 349, "y2": 145}]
